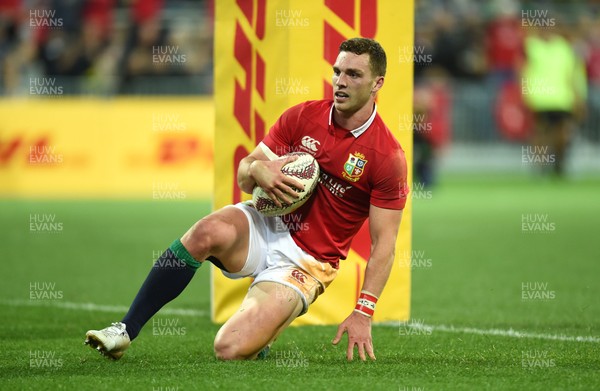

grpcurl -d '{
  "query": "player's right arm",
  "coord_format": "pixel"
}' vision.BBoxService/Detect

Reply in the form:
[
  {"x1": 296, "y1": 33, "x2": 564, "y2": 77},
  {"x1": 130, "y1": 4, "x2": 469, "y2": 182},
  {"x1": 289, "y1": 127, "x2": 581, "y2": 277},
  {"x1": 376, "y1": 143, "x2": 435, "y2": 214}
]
[{"x1": 237, "y1": 146, "x2": 303, "y2": 207}]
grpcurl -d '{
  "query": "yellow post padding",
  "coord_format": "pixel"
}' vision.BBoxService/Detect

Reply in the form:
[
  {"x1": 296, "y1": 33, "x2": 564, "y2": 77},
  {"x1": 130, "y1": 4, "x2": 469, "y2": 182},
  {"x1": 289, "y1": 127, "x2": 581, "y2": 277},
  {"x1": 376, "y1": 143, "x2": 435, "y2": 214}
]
[{"x1": 212, "y1": 0, "x2": 413, "y2": 325}]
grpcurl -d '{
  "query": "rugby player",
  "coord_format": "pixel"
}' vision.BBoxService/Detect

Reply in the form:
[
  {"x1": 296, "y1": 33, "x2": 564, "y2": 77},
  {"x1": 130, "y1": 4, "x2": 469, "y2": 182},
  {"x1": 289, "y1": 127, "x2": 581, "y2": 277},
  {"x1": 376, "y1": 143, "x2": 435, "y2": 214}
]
[{"x1": 85, "y1": 37, "x2": 408, "y2": 361}]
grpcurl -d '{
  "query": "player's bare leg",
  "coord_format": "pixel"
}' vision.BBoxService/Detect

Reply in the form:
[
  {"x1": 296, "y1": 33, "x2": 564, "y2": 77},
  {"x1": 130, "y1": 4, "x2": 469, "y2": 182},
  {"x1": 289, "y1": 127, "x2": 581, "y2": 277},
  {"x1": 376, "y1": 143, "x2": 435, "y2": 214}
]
[
  {"x1": 185, "y1": 207, "x2": 305, "y2": 360},
  {"x1": 180, "y1": 206, "x2": 250, "y2": 274},
  {"x1": 213, "y1": 281, "x2": 303, "y2": 360},
  {"x1": 85, "y1": 206, "x2": 251, "y2": 359}
]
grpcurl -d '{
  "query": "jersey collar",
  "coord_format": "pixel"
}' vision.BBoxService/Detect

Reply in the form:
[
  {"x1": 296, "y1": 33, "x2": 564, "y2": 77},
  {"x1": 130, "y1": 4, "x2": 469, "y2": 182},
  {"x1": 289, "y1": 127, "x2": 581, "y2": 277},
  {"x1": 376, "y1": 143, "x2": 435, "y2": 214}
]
[{"x1": 328, "y1": 103, "x2": 378, "y2": 138}]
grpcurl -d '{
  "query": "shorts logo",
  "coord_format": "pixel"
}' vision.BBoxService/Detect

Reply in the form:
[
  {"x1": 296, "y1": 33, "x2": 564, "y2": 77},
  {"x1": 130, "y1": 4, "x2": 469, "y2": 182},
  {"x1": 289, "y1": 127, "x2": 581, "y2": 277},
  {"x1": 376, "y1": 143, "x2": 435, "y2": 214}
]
[
  {"x1": 342, "y1": 152, "x2": 367, "y2": 182},
  {"x1": 291, "y1": 269, "x2": 307, "y2": 284},
  {"x1": 301, "y1": 136, "x2": 320, "y2": 152}
]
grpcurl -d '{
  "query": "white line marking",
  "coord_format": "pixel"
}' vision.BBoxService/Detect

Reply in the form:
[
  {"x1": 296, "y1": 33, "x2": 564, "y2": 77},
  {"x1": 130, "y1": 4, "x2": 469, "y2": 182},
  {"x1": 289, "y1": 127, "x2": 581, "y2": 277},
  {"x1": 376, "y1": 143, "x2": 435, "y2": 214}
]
[
  {"x1": 1, "y1": 299, "x2": 207, "y2": 317},
  {"x1": 3, "y1": 300, "x2": 598, "y2": 343},
  {"x1": 386, "y1": 322, "x2": 600, "y2": 343}
]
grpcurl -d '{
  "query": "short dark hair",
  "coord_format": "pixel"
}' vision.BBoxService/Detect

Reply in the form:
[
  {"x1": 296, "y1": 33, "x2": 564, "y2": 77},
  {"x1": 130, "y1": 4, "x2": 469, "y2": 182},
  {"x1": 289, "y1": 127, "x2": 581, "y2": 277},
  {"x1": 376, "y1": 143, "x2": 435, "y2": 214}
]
[{"x1": 339, "y1": 37, "x2": 387, "y2": 77}]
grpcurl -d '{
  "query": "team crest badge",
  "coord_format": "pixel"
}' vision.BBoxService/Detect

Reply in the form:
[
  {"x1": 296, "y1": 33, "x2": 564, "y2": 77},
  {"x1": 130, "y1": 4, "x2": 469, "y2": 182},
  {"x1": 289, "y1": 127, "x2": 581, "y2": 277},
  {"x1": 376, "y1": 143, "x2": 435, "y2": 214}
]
[{"x1": 342, "y1": 152, "x2": 367, "y2": 182}]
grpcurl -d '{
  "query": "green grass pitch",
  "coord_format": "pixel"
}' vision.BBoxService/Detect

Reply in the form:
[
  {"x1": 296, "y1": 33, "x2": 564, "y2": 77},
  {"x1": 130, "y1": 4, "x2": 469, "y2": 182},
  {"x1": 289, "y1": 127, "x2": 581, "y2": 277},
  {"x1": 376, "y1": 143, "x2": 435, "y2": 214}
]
[{"x1": 0, "y1": 175, "x2": 599, "y2": 390}]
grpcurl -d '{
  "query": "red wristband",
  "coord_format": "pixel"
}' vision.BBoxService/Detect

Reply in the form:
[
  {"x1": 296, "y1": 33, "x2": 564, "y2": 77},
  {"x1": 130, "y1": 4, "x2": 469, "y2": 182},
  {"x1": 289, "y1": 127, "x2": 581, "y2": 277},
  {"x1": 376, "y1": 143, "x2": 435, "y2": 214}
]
[{"x1": 354, "y1": 290, "x2": 378, "y2": 318}]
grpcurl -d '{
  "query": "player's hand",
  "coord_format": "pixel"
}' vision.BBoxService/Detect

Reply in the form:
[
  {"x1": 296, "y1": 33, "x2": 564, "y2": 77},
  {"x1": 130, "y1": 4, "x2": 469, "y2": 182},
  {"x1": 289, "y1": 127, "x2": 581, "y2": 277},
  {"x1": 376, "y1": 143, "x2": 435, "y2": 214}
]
[
  {"x1": 249, "y1": 155, "x2": 305, "y2": 207},
  {"x1": 332, "y1": 311, "x2": 375, "y2": 361}
]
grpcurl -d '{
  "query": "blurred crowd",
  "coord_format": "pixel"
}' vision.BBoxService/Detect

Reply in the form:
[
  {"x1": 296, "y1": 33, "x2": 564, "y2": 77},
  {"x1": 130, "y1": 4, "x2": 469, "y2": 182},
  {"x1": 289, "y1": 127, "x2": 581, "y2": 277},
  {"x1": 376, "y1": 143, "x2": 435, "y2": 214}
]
[
  {"x1": 2, "y1": 0, "x2": 599, "y2": 179},
  {"x1": 412, "y1": 0, "x2": 600, "y2": 182},
  {"x1": 0, "y1": 0, "x2": 212, "y2": 95},
  {"x1": 414, "y1": 0, "x2": 600, "y2": 84},
  {"x1": 2, "y1": 0, "x2": 599, "y2": 94}
]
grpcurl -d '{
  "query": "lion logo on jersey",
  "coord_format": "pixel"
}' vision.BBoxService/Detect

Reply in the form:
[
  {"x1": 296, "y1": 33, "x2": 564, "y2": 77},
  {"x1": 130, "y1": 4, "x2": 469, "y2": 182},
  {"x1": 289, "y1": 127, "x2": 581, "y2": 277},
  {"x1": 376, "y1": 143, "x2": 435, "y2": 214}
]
[{"x1": 342, "y1": 152, "x2": 367, "y2": 182}]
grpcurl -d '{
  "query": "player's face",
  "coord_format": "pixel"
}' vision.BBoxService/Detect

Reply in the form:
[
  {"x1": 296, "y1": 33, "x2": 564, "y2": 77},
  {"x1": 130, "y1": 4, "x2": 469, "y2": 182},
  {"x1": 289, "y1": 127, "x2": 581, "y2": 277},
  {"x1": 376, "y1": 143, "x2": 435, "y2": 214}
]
[{"x1": 332, "y1": 51, "x2": 382, "y2": 115}]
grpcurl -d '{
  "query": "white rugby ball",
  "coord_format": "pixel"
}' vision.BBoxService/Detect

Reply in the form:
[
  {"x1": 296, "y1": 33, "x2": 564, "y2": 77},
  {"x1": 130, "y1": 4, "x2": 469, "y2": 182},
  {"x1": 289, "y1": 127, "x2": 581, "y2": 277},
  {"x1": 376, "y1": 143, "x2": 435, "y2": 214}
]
[{"x1": 252, "y1": 152, "x2": 320, "y2": 217}]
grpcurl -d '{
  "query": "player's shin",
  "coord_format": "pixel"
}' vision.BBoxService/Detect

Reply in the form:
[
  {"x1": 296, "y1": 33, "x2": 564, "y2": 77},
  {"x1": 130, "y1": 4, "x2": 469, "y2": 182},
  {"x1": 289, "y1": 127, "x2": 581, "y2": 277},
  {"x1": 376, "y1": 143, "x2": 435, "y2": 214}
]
[{"x1": 121, "y1": 239, "x2": 201, "y2": 340}]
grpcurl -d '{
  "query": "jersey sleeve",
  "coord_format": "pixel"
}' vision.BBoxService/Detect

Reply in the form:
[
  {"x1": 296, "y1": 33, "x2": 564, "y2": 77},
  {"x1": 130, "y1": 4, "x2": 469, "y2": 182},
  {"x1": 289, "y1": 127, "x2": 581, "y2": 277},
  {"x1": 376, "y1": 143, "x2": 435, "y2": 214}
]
[
  {"x1": 370, "y1": 147, "x2": 409, "y2": 210},
  {"x1": 260, "y1": 103, "x2": 303, "y2": 158}
]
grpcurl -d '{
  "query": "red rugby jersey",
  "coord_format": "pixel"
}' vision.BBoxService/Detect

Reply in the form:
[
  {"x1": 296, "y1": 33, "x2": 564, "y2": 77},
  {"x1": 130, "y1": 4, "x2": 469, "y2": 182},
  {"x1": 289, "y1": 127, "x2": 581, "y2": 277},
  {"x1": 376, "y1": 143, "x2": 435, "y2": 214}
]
[{"x1": 260, "y1": 100, "x2": 408, "y2": 268}]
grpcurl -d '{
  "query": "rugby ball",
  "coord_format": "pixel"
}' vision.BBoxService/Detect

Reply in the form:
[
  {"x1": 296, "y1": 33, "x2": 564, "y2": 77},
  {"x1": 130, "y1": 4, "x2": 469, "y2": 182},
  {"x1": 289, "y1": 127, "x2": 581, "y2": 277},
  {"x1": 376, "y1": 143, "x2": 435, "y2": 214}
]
[{"x1": 252, "y1": 152, "x2": 320, "y2": 217}]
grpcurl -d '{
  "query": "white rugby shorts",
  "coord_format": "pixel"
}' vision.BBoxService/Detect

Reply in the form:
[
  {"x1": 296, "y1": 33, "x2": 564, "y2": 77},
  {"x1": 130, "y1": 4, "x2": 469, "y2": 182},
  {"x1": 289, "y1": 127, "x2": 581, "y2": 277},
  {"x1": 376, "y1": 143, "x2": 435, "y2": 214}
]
[{"x1": 222, "y1": 202, "x2": 337, "y2": 315}]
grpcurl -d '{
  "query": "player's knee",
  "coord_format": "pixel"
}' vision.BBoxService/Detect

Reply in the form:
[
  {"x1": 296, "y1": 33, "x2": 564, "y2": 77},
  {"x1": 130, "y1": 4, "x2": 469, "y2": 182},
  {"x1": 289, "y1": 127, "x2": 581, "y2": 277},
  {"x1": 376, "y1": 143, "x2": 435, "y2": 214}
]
[
  {"x1": 182, "y1": 217, "x2": 228, "y2": 258},
  {"x1": 213, "y1": 336, "x2": 255, "y2": 361}
]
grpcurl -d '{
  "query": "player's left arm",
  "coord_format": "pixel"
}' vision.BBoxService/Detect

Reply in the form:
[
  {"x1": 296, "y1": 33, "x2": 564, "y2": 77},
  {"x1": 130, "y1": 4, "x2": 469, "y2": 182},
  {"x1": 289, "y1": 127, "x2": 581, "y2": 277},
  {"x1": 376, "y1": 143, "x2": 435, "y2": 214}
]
[{"x1": 332, "y1": 204, "x2": 403, "y2": 361}]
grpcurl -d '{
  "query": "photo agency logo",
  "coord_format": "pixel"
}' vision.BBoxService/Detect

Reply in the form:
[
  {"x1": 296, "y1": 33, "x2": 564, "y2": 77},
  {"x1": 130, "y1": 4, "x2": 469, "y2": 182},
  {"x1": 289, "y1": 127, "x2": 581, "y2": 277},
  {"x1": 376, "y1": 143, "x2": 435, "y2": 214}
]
[
  {"x1": 411, "y1": 182, "x2": 433, "y2": 200},
  {"x1": 399, "y1": 386, "x2": 426, "y2": 391},
  {"x1": 275, "y1": 283, "x2": 301, "y2": 302},
  {"x1": 152, "y1": 182, "x2": 187, "y2": 200},
  {"x1": 521, "y1": 9, "x2": 556, "y2": 28},
  {"x1": 151, "y1": 250, "x2": 187, "y2": 269},
  {"x1": 29, "y1": 282, "x2": 63, "y2": 300},
  {"x1": 521, "y1": 350, "x2": 556, "y2": 368},
  {"x1": 399, "y1": 113, "x2": 432, "y2": 135},
  {"x1": 275, "y1": 77, "x2": 310, "y2": 95},
  {"x1": 275, "y1": 350, "x2": 309, "y2": 368},
  {"x1": 29, "y1": 9, "x2": 63, "y2": 29},
  {"x1": 275, "y1": 9, "x2": 310, "y2": 28},
  {"x1": 521, "y1": 282, "x2": 556, "y2": 301},
  {"x1": 29, "y1": 350, "x2": 63, "y2": 369},
  {"x1": 275, "y1": 213, "x2": 310, "y2": 233},
  {"x1": 152, "y1": 386, "x2": 180, "y2": 391},
  {"x1": 152, "y1": 318, "x2": 186, "y2": 336},
  {"x1": 399, "y1": 319, "x2": 433, "y2": 336},
  {"x1": 521, "y1": 213, "x2": 556, "y2": 233},
  {"x1": 521, "y1": 145, "x2": 555, "y2": 166},
  {"x1": 399, "y1": 45, "x2": 432, "y2": 65},
  {"x1": 29, "y1": 213, "x2": 63, "y2": 233},
  {"x1": 29, "y1": 77, "x2": 63, "y2": 96},
  {"x1": 28, "y1": 145, "x2": 64, "y2": 165},
  {"x1": 399, "y1": 249, "x2": 433, "y2": 269},
  {"x1": 152, "y1": 112, "x2": 187, "y2": 132},
  {"x1": 152, "y1": 46, "x2": 187, "y2": 64},
  {"x1": 521, "y1": 77, "x2": 556, "y2": 96},
  {"x1": 274, "y1": 145, "x2": 305, "y2": 156}
]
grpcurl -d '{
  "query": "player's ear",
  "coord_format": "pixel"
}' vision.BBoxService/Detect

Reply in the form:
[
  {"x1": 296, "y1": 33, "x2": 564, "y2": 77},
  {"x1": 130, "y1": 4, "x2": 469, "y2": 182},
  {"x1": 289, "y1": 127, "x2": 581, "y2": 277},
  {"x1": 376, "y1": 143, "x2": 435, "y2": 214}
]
[{"x1": 371, "y1": 76, "x2": 384, "y2": 93}]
